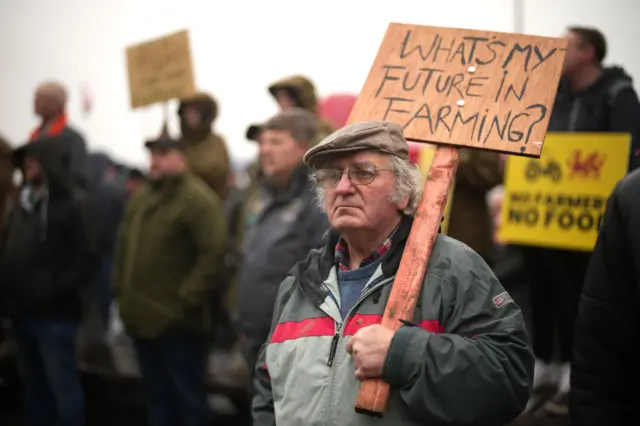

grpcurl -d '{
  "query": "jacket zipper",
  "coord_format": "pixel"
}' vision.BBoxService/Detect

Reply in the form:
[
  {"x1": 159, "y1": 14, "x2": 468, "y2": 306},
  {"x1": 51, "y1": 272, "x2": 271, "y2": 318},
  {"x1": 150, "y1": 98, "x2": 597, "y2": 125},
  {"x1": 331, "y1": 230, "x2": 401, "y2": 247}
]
[
  {"x1": 325, "y1": 275, "x2": 395, "y2": 366},
  {"x1": 324, "y1": 275, "x2": 395, "y2": 423}
]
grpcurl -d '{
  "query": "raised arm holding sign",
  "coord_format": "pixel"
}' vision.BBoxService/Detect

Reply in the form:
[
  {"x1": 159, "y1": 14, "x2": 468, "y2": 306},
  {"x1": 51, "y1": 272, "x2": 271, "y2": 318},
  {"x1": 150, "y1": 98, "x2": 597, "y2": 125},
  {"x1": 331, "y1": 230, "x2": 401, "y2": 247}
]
[{"x1": 347, "y1": 23, "x2": 567, "y2": 417}]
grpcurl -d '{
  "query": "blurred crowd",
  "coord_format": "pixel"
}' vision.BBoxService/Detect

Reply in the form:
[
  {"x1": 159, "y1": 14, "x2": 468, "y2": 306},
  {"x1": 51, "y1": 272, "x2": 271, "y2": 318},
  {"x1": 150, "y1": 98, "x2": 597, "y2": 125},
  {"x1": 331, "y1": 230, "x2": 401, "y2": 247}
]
[{"x1": 1, "y1": 25, "x2": 639, "y2": 426}]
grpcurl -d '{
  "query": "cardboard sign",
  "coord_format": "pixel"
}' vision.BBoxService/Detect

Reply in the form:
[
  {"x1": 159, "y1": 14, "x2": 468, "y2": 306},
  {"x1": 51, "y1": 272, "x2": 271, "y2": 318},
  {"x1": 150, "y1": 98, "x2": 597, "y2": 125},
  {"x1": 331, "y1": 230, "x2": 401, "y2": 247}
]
[
  {"x1": 418, "y1": 145, "x2": 454, "y2": 234},
  {"x1": 348, "y1": 23, "x2": 568, "y2": 157},
  {"x1": 126, "y1": 30, "x2": 196, "y2": 109},
  {"x1": 498, "y1": 133, "x2": 630, "y2": 251}
]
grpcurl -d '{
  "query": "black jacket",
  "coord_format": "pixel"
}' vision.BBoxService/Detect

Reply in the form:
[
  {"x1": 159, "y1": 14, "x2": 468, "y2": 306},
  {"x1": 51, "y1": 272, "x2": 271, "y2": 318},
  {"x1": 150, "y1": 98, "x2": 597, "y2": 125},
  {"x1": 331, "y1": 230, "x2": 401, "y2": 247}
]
[
  {"x1": 549, "y1": 66, "x2": 640, "y2": 171},
  {"x1": 0, "y1": 138, "x2": 95, "y2": 319},
  {"x1": 569, "y1": 169, "x2": 640, "y2": 426},
  {"x1": 32, "y1": 125, "x2": 89, "y2": 190}
]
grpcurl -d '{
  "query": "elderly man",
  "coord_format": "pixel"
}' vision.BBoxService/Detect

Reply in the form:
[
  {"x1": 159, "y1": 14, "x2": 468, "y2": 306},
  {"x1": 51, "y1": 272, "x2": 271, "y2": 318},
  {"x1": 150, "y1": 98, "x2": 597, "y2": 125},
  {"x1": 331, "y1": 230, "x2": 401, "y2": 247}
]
[
  {"x1": 252, "y1": 121, "x2": 533, "y2": 425},
  {"x1": 30, "y1": 81, "x2": 89, "y2": 189}
]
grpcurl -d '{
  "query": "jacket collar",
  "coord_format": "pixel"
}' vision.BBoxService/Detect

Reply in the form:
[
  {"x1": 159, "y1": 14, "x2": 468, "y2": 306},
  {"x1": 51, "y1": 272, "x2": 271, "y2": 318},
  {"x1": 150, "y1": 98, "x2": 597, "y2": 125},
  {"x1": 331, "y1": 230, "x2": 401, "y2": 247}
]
[
  {"x1": 30, "y1": 113, "x2": 67, "y2": 141},
  {"x1": 294, "y1": 214, "x2": 417, "y2": 306}
]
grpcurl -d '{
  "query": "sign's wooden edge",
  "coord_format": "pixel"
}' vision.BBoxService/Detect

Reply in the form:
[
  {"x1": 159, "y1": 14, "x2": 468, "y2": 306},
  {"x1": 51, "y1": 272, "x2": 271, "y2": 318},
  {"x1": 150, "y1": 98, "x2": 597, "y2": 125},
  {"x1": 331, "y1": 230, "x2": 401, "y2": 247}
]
[
  {"x1": 386, "y1": 21, "x2": 570, "y2": 47},
  {"x1": 405, "y1": 137, "x2": 545, "y2": 159},
  {"x1": 125, "y1": 28, "x2": 190, "y2": 51}
]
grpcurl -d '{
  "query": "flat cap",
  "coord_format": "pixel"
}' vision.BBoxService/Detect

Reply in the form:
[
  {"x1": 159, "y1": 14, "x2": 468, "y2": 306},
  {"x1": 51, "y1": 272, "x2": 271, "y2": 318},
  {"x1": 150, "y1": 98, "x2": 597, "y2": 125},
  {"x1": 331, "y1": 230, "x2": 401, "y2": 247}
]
[
  {"x1": 263, "y1": 108, "x2": 318, "y2": 144},
  {"x1": 303, "y1": 121, "x2": 408, "y2": 167},
  {"x1": 144, "y1": 138, "x2": 184, "y2": 151}
]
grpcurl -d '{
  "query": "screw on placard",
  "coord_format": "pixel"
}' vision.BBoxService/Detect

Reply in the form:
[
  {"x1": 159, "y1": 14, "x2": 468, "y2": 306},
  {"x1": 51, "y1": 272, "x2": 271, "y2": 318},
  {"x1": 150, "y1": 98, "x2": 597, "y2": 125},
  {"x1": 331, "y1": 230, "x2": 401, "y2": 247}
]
[
  {"x1": 533, "y1": 141, "x2": 543, "y2": 146},
  {"x1": 467, "y1": 66, "x2": 476, "y2": 73},
  {"x1": 457, "y1": 99, "x2": 465, "y2": 107}
]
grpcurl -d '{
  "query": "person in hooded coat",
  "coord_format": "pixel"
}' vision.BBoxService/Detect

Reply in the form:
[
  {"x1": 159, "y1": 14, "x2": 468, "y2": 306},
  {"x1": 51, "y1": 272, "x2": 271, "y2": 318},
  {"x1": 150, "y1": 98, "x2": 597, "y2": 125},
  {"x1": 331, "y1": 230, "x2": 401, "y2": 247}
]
[
  {"x1": 0, "y1": 136, "x2": 94, "y2": 426},
  {"x1": 244, "y1": 74, "x2": 336, "y2": 150},
  {"x1": 177, "y1": 92, "x2": 231, "y2": 201},
  {"x1": 268, "y1": 75, "x2": 335, "y2": 140}
]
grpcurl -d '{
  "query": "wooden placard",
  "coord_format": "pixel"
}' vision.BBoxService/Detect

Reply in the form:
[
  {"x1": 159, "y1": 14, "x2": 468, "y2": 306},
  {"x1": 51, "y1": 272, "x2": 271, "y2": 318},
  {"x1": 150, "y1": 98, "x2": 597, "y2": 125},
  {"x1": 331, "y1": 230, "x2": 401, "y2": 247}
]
[
  {"x1": 126, "y1": 29, "x2": 196, "y2": 109},
  {"x1": 348, "y1": 23, "x2": 568, "y2": 157}
]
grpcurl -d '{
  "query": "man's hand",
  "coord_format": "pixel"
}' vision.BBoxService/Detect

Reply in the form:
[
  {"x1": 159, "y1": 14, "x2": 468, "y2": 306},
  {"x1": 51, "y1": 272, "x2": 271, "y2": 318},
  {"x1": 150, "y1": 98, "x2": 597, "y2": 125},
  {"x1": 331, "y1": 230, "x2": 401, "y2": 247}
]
[{"x1": 345, "y1": 324, "x2": 394, "y2": 381}]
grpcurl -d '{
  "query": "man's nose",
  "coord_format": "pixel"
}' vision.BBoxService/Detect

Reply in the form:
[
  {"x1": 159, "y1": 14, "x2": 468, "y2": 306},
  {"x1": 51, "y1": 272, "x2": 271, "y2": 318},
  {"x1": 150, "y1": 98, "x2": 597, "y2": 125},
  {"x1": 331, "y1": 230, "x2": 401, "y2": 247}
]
[{"x1": 335, "y1": 172, "x2": 355, "y2": 194}]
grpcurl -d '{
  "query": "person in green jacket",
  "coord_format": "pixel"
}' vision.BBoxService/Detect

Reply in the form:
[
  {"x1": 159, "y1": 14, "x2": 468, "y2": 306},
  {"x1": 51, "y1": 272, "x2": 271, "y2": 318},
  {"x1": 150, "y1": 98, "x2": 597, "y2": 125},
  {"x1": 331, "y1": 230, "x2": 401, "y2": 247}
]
[
  {"x1": 112, "y1": 137, "x2": 227, "y2": 426},
  {"x1": 178, "y1": 91, "x2": 231, "y2": 201}
]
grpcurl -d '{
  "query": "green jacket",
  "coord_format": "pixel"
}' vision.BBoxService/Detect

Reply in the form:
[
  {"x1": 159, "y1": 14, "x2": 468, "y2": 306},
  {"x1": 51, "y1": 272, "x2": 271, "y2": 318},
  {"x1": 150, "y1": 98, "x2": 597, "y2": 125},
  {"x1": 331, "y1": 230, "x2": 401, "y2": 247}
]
[
  {"x1": 252, "y1": 215, "x2": 533, "y2": 425},
  {"x1": 112, "y1": 173, "x2": 227, "y2": 339},
  {"x1": 179, "y1": 92, "x2": 231, "y2": 201}
]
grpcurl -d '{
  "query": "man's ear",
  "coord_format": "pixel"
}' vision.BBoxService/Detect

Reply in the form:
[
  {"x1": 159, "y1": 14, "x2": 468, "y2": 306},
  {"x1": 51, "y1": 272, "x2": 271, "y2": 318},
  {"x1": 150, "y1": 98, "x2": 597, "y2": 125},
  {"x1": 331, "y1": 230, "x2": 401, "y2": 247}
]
[{"x1": 396, "y1": 195, "x2": 411, "y2": 211}]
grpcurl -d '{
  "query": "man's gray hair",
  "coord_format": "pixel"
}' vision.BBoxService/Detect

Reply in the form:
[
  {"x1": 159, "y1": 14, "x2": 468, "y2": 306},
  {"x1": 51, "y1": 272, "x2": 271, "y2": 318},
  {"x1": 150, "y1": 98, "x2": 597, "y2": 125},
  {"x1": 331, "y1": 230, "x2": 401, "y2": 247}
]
[{"x1": 313, "y1": 154, "x2": 423, "y2": 216}]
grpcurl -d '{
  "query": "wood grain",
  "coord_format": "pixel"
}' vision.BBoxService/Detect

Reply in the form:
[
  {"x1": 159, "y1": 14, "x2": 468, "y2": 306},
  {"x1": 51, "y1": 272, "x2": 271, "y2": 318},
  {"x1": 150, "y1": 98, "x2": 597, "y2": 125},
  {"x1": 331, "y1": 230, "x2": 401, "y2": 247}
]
[{"x1": 354, "y1": 146, "x2": 460, "y2": 417}]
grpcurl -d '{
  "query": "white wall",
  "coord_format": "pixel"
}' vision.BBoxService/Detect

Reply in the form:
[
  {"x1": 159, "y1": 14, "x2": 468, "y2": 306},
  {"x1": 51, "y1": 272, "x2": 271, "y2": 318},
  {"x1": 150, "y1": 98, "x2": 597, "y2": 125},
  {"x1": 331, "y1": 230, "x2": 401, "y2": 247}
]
[
  {"x1": 524, "y1": 0, "x2": 640, "y2": 91},
  {"x1": 0, "y1": 0, "x2": 514, "y2": 168},
  {"x1": 2, "y1": 0, "x2": 637, "y2": 169}
]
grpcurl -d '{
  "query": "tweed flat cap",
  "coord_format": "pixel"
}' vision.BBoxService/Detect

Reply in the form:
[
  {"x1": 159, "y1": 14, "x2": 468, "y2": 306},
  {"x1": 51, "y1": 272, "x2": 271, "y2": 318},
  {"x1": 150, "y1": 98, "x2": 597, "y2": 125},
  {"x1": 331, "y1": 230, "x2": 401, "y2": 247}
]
[{"x1": 303, "y1": 121, "x2": 409, "y2": 167}]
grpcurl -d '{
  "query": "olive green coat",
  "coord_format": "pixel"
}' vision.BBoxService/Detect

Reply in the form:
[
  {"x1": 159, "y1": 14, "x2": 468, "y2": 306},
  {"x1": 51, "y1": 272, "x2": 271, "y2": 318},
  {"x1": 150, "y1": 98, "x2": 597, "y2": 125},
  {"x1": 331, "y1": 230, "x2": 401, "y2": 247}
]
[{"x1": 112, "y1": 173, "x2": 227, "y2": 339}]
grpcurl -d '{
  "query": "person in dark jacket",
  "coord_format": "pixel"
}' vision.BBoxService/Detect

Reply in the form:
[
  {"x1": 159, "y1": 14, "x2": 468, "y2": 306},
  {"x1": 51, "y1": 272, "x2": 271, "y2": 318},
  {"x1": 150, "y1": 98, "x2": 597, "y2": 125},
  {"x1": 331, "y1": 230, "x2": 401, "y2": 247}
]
[
  {"x1": 519, "y1": 26, "x2": 640, "y2": 414},
  {"x1": 234, "y1": 108, "x2": 329, "y2": 373},
  {"x1": 569, "y1": 169, "x2": 640, "y2": 426},
  {"x1": 550, "y1": 27, "x2": 640, "y2": 171},
  {"x1": 0, "y1": 137, "x2": 94, "y2": 426},
  {"x1": 30, "y1": 81, "x2": 89, "y2": 190},
  {"x1": 86, "y1": 153, "x2": 127, "y2": 327}
]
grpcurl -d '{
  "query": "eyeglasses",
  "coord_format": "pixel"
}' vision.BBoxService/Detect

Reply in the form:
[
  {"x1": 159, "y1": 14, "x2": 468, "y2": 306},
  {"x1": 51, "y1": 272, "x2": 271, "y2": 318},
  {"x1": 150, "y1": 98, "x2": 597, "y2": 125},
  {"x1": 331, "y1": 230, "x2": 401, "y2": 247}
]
[{"x1": 312, "y1": 164, "x2": 394, "y2": 188}]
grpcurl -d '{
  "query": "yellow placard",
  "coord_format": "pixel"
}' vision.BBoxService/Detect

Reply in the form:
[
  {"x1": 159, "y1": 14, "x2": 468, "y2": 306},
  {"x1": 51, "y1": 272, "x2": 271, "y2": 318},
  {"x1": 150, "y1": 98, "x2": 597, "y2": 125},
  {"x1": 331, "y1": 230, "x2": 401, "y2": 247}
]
[
  {"x1": 126, "y1": 29, "x2": 196, "y2": 109},
  {"x1": 498, "y1": 133, "x2": 630, "y2": 251},
  {"x1": 418, "y1": 145, "x2": 454, "y2": 235}
]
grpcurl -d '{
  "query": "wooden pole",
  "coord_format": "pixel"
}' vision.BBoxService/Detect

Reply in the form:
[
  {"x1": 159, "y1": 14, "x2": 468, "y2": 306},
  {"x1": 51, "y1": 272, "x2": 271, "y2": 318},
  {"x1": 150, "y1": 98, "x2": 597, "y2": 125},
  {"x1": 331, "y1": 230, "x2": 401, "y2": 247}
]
[{"x1": 354, "y1": 145, "x2": 460, "y2": 417}]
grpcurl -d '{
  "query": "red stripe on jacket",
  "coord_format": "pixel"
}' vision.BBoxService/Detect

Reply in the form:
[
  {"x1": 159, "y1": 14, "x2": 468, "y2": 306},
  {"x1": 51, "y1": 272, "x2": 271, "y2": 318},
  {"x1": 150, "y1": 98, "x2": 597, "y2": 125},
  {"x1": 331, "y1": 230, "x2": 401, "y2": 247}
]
[
  {"x1": 265, "y1": 314, "x2": 444, "y2": 374},
  {"x1": 344, "y1": 314, "x2": 445, "y2": 336},
  {"x1": 270, "y1": 317, "x2": 335, "y2": 343}
]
